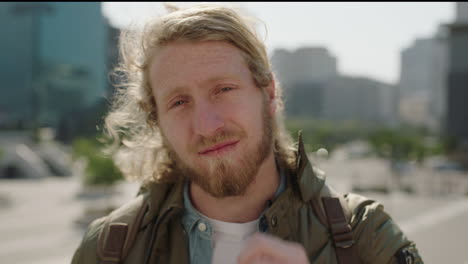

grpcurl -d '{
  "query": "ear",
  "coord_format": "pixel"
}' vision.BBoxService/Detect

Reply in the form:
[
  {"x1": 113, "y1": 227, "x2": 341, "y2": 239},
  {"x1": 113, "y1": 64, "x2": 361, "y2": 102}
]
[{"x1": 265, "y1": 77, "x2": 276, "y2": 116}]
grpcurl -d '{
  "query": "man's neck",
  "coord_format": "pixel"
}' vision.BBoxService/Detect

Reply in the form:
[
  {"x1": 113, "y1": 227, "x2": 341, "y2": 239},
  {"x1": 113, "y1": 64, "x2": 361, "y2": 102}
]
[{"x1": 189, "y1": 151, "x2": 280, "y2": 223}]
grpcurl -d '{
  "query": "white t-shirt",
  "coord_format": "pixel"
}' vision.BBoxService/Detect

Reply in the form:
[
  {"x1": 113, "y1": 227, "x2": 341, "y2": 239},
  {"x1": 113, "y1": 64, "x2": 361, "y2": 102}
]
[{"x1": 202, "y1": 213, "x2": 259, "y2": 264}]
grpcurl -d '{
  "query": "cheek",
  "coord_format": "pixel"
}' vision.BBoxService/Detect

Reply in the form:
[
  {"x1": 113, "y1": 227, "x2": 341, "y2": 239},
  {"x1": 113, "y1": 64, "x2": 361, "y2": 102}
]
[
  {"x1": 220, "y1": 96, "x2": 264, "y2": 134},
  {"x1": 160, "y1": 118, "x2": 190, "y2": 154}
]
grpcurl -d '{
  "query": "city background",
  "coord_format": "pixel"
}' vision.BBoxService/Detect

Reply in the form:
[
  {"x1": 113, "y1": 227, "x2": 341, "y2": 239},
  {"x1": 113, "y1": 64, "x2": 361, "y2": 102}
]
[{"x1": 0, "y1": 2, "x2": 467, "y2": 264}]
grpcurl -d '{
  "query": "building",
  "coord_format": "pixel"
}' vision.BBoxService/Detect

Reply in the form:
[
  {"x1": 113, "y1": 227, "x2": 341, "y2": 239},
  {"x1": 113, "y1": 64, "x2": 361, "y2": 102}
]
[
  {"x1": 399, "y1": 38, "x2": 435, "y2": 98},
  {"x1": 284, "y1": 82, "x2": 324, "y2": 118},
  {"x1": 446, "y1": 2, "x2": 468, "y2": 149},
  {"x1": 270, "y1": 46, "x2": 338, "y2": 121},
  {"x1": 281, "y1": 74, "x2": 397, "y2": 126},
  {"x1": 398, "y1": 36, "x2": 448, "y2": 131},
  {"x1": 0, "y1": 2, "x2": 36, "y2": 126},
  {"x1": 456, "y1": 1, "x2": 468, "y2": 23},
  {"x1": 0, "y1": 2, "x2": 108, "y2": 129},
  {"x1": 429, "y1": 25, "x2": 450, "y2": 133},
  {"x1": 322, "y1": 76, "x2": 397, "y2": 126},
  {"x1": 39, "y1": 2, "x2": 108, "y2": 107},
  {"x1": 271, "y1": 45, "x2": 396, "y2": 126},
  {"x1": 271, "y1": 46, "x2": 338, "y2": 89}
]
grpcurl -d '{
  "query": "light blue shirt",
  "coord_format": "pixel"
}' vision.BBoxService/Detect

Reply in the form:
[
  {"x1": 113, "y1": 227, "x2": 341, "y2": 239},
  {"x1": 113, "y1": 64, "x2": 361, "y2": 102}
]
[{"x1": 182, "y1": 166, "x2": 287, "y2": 264}]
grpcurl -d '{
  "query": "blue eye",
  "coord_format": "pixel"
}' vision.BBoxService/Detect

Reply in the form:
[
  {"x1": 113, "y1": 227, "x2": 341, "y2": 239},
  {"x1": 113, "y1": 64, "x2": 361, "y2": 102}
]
[
  {"x1": 220, "y1": 87, "x2": 233, "y2": 93},
  {"x1": 173, "y1": 100, "x2": 187, "y2": 107}
]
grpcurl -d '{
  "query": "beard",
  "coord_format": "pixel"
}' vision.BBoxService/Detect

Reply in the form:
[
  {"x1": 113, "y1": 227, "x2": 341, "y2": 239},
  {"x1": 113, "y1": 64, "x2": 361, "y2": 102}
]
[{"x1": 162, "y1": 100, "x2": 273, "y2": 198}]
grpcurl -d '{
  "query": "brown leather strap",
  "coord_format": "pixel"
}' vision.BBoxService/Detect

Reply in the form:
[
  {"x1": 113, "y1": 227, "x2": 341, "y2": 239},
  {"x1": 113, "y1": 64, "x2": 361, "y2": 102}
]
[
  {"x1": 122, "y1": 202, "x2": 149, "y2": 259},
  {"x1": 100, "y1": 223, "x2": 128, "y2": 264},
  {"x1": 97, "y1": 194, "x2": 149, "y2": 263},
  {"x1": 322, "y1": 197, "x2": 359, "y2": 264}
]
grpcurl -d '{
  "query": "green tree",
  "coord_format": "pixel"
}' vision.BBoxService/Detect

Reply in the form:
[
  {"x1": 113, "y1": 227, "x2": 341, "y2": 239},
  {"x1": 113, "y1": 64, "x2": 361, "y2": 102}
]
[
  {"x1": 285, "y1": 118, "x2": 367, "y2": 153},
  {"x1": 367, "y1": 128, "x2": 429, "y2": 163},
  {"x1": 285, "y1": 118, "x2": 448, "y2": 163},
  {"x1": 72, "y1": 138, "x2": 123, "y2": 186}
]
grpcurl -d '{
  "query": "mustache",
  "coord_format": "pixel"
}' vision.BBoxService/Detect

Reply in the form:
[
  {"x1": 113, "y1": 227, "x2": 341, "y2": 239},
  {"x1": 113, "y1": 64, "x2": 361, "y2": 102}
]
[{"x1": 194, "y1": 129, "x2": 245, "y2": 152}]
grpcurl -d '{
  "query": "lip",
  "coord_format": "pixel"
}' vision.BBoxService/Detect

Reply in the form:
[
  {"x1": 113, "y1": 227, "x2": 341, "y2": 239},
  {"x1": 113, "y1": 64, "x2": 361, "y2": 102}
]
[{"x1": 198, "y1": 140, "x2": 239, "y2": 155}]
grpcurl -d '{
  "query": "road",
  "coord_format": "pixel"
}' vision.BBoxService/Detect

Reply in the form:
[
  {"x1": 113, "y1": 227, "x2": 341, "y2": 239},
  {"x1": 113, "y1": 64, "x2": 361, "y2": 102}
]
[
  {"x1": 0, "y1": 176, "x2": 140, "y2": 264},
  {"x1": 0, "y1": 171, "x2": 467, "y2": 263}
]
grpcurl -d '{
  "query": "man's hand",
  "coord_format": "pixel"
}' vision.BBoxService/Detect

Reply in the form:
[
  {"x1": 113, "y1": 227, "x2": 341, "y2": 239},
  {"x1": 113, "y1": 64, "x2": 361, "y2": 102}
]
[{"x1": 237, "y1": 232, "x2": 310, "y2": 264}]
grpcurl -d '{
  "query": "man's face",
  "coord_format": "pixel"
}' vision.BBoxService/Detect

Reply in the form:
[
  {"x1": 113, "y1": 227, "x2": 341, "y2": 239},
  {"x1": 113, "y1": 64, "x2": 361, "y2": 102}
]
[{"x1": 149, "y1": 40, "x2": 276, "y2": 198}]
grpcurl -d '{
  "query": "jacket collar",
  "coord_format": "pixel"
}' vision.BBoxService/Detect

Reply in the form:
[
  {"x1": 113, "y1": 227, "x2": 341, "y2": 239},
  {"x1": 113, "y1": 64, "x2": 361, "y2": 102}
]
[
  {"x1": 294, "y1": 130, "x2": 326, "y2": 202},
  {"x1": 260, "y1": 130, "x2": 327, "y2": 240},
  {"x1": 141, "y1": 178, "x2": 186, "y2": 228}
]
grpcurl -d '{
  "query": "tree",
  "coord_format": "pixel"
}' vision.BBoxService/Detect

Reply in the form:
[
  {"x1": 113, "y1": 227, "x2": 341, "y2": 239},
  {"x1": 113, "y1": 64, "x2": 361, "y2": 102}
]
[{"x1": 72, "y1": 138, "x2": 123, "y2": 186}]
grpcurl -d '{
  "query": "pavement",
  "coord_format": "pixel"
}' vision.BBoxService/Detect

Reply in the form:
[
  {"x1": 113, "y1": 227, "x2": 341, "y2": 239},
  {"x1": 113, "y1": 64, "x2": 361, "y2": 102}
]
[{"x1": 0, "y1": 176, "x2": 140, "y2": 264}]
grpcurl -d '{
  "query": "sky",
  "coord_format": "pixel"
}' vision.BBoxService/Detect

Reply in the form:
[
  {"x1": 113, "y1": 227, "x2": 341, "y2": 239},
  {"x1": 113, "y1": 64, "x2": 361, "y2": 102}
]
[{"x1": 102, "y1": 2, "x2": 455, "y2": 85}]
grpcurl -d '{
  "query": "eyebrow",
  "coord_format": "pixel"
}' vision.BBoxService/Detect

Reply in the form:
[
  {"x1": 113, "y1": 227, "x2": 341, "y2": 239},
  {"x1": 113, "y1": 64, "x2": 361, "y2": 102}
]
[
  {"x1": 205, "y1": 75, "x2": 239, "y2": 84},
  {"x1": 160, "y1": 85, "x2": 188, "y2": 105},
  {"x1": 159, "y1": 74, "x2": 240, "y2": 103}
]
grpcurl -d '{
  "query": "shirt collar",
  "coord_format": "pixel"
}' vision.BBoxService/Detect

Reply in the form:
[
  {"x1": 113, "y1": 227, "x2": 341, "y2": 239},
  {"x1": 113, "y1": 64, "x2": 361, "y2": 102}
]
[{"x1": 182, "y1": 160, "x2": 288, "y2": 228}]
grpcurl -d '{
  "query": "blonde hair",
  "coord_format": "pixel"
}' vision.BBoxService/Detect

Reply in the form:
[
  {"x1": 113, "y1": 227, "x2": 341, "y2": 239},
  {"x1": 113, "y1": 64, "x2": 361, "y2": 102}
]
[{"x1": 104, "y1": 3, "x2": 296, "y2": 184}]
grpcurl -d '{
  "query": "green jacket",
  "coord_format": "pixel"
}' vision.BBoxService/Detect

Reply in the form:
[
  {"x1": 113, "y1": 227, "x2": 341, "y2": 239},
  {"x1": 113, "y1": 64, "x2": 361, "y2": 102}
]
[{"x1": 72, "y1": 135, "x2": 422, "y2": 264}]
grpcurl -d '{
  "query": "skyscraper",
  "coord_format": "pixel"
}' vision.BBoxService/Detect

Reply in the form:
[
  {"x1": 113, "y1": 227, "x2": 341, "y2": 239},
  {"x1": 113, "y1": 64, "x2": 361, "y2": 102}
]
[
  {"x1": 0, "y1": 2, "x2": 108, "y2": 128},
  {"x1": 446, "y1": 2, "x2": 468, "y2": 148},
  {"x1": 271, "y1": 46, "x2": 338, "y2": 88},
  {"x1": 398, "y1": 35, "x2": 448, "y2": 131}
]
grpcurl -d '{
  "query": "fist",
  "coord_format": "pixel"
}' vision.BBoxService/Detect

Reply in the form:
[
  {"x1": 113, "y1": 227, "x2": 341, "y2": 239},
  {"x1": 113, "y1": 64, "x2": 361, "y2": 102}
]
[{"x1": 237, "y1": 232, "x2": 310, "y2": 264}]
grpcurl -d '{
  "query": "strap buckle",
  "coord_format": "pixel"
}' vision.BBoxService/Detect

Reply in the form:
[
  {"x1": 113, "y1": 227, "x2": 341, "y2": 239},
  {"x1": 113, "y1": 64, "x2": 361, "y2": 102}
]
[{"x1": 335, "y1": 238, "x2": 354, "y2": 249}]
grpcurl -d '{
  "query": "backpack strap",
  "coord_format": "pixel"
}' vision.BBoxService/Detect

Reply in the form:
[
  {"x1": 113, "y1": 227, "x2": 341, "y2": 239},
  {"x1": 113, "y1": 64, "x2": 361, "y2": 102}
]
[
  {"x1": 97, "y1": 194, "x2": 149, "y2": 264},
  {"x1": 99, "y1": 223, "x2": 128, "y2": 264},
  {"x1": 322, "y1": 196, "x2": 359, "y2": 264},
  {"x1": 310, "y1": 181, "x2": 359, "y2": 264}
]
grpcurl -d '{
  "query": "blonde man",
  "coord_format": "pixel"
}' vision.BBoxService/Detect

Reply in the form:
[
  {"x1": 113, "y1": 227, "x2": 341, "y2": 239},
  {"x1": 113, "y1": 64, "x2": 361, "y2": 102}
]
[{"x1": 72, "y1": 4, "x2": 422, "y2": 264}]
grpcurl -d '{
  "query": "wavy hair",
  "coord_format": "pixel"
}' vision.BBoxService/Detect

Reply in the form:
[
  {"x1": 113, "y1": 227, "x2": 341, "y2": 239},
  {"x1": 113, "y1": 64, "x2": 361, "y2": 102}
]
[{"x1": 104, "y1": 3, "x2": 296, "y2": 185}]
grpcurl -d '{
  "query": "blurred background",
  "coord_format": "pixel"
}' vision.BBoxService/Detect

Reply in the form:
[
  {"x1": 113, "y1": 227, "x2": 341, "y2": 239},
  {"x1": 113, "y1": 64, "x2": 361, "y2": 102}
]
[{"x1": 0, "y1": 2, "x2": 467, "y2": 264}]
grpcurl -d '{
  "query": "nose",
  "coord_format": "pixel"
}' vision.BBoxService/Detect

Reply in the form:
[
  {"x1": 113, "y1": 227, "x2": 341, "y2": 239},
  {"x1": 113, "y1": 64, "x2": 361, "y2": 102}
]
[{"x1": 192, "y1": 101, "x2": 224, "y2": 138}]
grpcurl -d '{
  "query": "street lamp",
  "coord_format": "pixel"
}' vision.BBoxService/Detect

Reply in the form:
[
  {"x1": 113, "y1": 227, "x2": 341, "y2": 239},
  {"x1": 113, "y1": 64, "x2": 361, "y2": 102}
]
[{"x1": 10, "y1": 3, "x2": 54, "y2": 142}]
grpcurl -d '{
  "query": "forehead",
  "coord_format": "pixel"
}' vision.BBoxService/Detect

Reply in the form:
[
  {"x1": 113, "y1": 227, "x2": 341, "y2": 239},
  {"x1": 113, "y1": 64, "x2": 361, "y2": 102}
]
[{"x1": 149, "y1": 41, "x2": 251, "y2": 98}]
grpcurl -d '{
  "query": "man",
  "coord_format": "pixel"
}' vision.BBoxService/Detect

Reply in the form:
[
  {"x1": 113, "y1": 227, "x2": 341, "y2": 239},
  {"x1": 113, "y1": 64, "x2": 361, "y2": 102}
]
[{"x1": 72, "y1": 4, "x2": 422, "y2": 264}]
